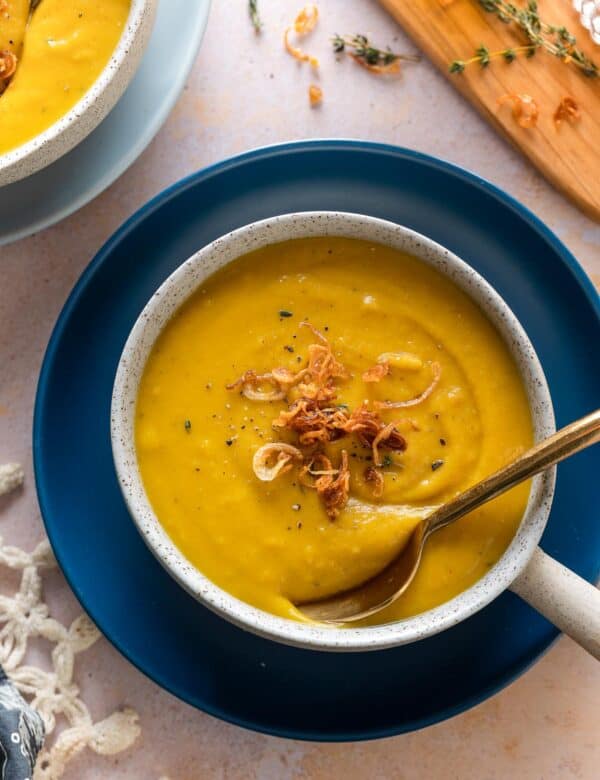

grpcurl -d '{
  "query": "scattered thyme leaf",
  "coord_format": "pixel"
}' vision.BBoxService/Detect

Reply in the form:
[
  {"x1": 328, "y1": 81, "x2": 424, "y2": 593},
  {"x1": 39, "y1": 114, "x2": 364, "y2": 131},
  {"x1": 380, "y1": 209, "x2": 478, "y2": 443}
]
[
  {"x1": 332, "y1": 33, "x2": 420, "y2": 74},
  {"x1": 184, "y1": 419, "x2": 192, "y2": 432},
  {"x1": 476, "y1": 44, "x2": 490, "y2": 67},
  {"x1": 381, "y1": 454, "x2": 394, "y2": 468},
  {"x1": 449, "y1": 60, "x2": 466, "y2": 73},
  {"x1": 248, "y1": 0, "x2": 261, "y2": 33},
  {"x1": 279, "y1": 310, "x2": 293, "y2": 318},
  {"x1": 431, "y1": 459, "x2": 444, "y2": 471}
]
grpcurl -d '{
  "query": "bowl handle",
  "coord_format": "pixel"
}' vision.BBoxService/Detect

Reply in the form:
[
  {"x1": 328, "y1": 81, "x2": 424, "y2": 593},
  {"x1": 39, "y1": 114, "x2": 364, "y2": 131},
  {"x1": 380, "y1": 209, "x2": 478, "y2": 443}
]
[{"x1": 510, "y1": 546, "x2": 600, "y2": 660}]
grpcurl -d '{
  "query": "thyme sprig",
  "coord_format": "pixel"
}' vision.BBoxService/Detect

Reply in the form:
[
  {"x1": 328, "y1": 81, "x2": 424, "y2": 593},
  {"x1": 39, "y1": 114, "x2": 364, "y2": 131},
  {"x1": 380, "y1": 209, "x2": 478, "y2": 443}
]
[
  {"x1": 449, "y1": 43, "x2": 535, "y2": 72},
  {"x1": 332, "y1": 34, "x2": 421, "y2": 68},
  {"x1": 248, "y1": 0, "x2": 261, "y2": 33},
  {"x1": 450, "y1": 0, "x2": 598, "y2": 78}
]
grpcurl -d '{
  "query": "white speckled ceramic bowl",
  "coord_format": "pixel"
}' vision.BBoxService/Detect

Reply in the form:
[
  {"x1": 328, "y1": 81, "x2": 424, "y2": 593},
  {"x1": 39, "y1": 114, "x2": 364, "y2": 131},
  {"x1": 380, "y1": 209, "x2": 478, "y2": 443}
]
[
  {"x1": 111, "y1": 212, "x2": 600, "y2": 656},
  {"x1": 0, "y1": 0, "x2": 157, "y2": 186}
]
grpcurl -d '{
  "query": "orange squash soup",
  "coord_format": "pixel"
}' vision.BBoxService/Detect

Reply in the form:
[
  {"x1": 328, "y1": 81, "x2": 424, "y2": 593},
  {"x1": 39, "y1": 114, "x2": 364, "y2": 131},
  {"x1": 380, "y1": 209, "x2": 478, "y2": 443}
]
[{"x1": 135, "y1": 238, "x2": 532, "y2": 624}]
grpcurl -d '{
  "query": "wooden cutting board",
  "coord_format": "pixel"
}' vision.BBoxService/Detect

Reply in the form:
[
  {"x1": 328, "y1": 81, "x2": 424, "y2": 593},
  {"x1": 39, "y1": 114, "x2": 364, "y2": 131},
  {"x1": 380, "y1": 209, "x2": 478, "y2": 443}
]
[{"x1": 378, "y1": 0, "x2": 600, "y2": 220}]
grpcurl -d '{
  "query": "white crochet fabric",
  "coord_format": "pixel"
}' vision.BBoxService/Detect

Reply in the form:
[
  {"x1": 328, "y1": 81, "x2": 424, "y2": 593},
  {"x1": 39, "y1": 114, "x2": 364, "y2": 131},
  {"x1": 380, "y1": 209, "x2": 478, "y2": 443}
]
[
  {"x1": 0, "y1": 463, "x2": 25, "y2": 496},
  {"x1": 0, "y1": 468, "x2": 142, "y2": 779}
]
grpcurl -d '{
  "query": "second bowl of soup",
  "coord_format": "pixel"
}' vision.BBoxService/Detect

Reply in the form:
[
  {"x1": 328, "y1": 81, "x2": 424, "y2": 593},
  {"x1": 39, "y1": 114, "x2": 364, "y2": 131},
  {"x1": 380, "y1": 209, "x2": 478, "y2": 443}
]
[
  {"x1": 0, "y1": 0, "x2": 156, "y2": 185},
  {"x1": 111, "y1": 212, "x2": 555, "y2": 651}
]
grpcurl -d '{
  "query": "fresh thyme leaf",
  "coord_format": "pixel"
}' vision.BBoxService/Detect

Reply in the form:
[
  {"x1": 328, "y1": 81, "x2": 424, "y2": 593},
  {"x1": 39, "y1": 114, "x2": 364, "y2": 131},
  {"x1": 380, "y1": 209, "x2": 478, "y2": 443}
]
[
  {"x1": 279, "y1": 310, "x2": 293, "y2": 318},
  {"x1": 184, "y1": 419, "x2": 192, "y2": 432},
  {"x1": 332, "y1": 34, "x2": 420, "y2": 69},
  {"x1": 476, "y1": 44, "x2": 491, "y2": 67},
  {"x1": 431, "y1": 459, "x2": 444, "y2": 471},
  {"x1": 332, "y1": 34, "x2": 345, "y2": 53},
  {"x1": 381, "y1": 454, "x2": 394, "y2": 468},
  {"x1": 450, "y1": 0, "x2": 598, "y2": 77},
  {"x1": 248, "y1": 0, "x2": 261, "y2": 33}
]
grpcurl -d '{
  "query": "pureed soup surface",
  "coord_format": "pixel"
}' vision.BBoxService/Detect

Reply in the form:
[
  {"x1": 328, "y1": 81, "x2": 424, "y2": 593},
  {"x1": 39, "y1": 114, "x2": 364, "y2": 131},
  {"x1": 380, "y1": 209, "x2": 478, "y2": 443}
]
[
  {"x1": 136, "y1": 238, "x2": 533, "y2": 625},
  {"x1": 0, "y1": 0, "x2": 130, "y2": 155}
]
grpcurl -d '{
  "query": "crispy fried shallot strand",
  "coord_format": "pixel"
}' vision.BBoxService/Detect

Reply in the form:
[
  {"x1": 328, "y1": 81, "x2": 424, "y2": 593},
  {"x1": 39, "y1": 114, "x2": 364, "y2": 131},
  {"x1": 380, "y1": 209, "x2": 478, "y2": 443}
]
[
  {"x1": 0, "y1": 50, "x2": 17, "y2": 81},
  {"x1": 309, "y1": 84, "x2": 323, "y2": 106},
  {"x1": 375, "y1": 362, "x2": 441, "y2": 410},
  {"x1": 362, "y1": 362, "x2": 390, "y2": 383},
  {"x1": 497, "y1": 93, "x2": 539, "y2": 129},
  {"x1": 284, "y1": 4, "x2": 319, "y2": 68},
  {"x1": 301, "y1": 450, "x2": 350, "y2": 520},
  {"x1": 252, "y1": 443, "x2": 303, "y2": 481},
  {"x1": 226, "y1": 370, "x2": 286, "y2": 401},
  {"x1": 364, "y1": 466, "x2": 385, "y2": 498},
  {"x1": 553, "y1": 96, "x2": 580, "y2": 128}
]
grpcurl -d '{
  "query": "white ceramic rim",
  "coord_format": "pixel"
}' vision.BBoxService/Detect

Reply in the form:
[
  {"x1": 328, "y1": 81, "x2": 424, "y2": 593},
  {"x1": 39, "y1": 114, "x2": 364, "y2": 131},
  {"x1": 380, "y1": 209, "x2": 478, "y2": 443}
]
[
  {"x1": 111, "y1": 211, "x2": 556, "y2": 652},
  {"x1": 0, "y1": 0, "x2": 155, "y2": 184}
]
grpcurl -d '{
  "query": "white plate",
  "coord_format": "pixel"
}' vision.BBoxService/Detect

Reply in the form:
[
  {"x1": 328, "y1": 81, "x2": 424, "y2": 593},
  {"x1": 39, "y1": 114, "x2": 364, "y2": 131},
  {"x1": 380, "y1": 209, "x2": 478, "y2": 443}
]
[{"x1": 0, "y1": 0, "x2": 211, "y2": 247}]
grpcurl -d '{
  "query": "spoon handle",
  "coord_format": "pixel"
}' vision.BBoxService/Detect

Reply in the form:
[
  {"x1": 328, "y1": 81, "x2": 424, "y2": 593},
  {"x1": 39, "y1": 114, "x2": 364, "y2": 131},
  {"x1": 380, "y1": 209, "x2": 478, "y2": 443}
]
[{"x1": 428, "y1": 409, "x2": 600, "y2": 533}]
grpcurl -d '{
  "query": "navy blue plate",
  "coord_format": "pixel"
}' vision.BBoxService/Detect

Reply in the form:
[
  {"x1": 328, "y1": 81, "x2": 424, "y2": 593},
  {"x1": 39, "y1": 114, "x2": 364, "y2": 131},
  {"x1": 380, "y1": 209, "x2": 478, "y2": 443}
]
[{"x1": 34, "y1": 141, "x2": 600, "y2": 741}]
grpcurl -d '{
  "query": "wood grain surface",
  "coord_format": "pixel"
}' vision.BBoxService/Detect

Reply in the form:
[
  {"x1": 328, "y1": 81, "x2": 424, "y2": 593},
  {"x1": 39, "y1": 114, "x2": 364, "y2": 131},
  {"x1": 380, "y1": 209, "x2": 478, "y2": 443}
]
[{"x1": 379, "y1": 0, "x2": 600, "y2": 220}]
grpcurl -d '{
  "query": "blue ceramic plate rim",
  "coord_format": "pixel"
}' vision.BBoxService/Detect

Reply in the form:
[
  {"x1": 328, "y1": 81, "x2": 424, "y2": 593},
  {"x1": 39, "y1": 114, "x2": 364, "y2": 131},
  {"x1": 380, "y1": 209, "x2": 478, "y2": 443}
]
[{"x1": 33, "y1": 140, "x2": 600, "y2": 741}]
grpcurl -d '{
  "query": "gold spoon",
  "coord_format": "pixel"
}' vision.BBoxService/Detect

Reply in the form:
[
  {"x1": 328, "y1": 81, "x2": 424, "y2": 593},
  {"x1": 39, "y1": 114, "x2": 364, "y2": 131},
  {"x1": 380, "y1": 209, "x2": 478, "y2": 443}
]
[{"x1": 298, "y1": 409, "x2": 600, "y2": 623}]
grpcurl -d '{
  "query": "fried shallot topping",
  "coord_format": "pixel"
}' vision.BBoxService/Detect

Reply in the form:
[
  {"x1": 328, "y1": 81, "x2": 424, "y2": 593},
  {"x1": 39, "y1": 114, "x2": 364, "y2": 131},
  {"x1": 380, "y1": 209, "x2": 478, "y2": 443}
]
[
  {"x1": 497, "y1": 93, "x2": 539, "y2": 129},
  {"x1": 253, "y1": 442, "x2": 303, "y2": 481},
  {"x1": 299, "y1": 452, "x2": 337, "y2": 488},
  {"x1": 301, "y1": 451, "x2": 350, "y2": 519},
  {"x1": 272, "y1": 399, "x2": 408, "y2": 461},
  {"x1": 227, "y1": 324, "x2": 443, "y2": 518},
  {"x1": 273, "y1": 399, "x2": 348, "y2": 445},
  {"x1": 374, "y1": 362, "x2": 441, "y2": 410},
  {"x1": 229, "y1": 322, "x2": 348, "y2": 407},
  {"x1": 340, "y1": 404, "x2": 408, "y2": 465},
  {"x1": 363, "y1": 352, "x2": 425, "y2": 383},
  {"x1": 377, "y1": 352, "x2": 423, "y2": 371},
  {"x1": 362, "y1": 361, "x2": 390, "y2": 383},
  {"x1": 364, "y1": 466, "x2": 384, "y2": 498},
  {"x1": 0, "y1": 51, "x2": 17, "y2": 81},
  {"x1": 226, "y1": 370, "x2": 287, "y2": 401},
  {"x1": 553, "y1": 96, "x2": 581, "y2": 128},
  {"x1": 284, "y1": 4, "x2": 319, "y2": 69}
]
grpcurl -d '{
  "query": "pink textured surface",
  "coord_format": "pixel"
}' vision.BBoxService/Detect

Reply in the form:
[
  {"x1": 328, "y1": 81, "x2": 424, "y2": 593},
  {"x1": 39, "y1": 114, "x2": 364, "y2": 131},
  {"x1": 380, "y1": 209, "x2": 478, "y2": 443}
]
[{"x1": 0, "y1": 1, "x2": 599, "y2": 777}]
